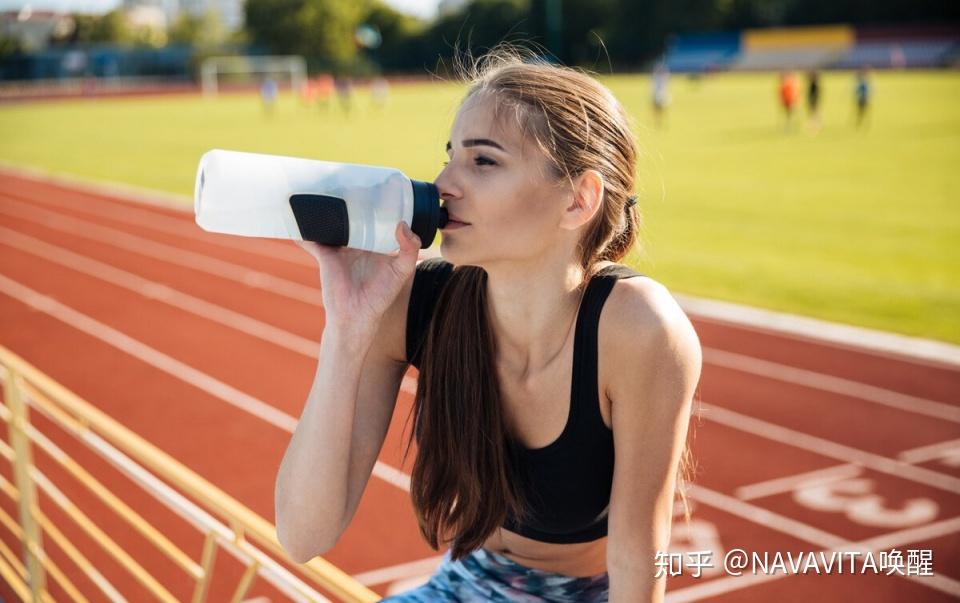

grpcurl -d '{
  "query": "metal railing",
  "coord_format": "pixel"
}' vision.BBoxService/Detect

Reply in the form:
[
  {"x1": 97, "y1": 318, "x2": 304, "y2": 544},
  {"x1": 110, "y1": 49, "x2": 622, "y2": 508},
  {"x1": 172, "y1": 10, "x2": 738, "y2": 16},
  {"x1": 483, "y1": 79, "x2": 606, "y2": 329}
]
[{"x1": 0, "y1": 345, "x2": 380, "y2": 602}]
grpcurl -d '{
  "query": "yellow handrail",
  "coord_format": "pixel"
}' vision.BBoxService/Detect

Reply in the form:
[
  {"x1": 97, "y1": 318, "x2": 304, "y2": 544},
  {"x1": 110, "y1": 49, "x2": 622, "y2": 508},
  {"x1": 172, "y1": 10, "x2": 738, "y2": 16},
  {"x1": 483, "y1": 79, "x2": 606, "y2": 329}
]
[{"x1": 0, "y1": 345, "x2": 381, "y2": 602}]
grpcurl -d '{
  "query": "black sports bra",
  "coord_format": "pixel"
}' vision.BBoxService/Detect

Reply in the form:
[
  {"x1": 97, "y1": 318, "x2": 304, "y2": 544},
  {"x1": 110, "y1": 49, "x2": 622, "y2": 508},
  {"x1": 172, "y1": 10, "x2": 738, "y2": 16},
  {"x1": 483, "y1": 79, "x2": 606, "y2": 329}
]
[{"x1": 405, "y1": 258, "x2": 643, "y2": 543}]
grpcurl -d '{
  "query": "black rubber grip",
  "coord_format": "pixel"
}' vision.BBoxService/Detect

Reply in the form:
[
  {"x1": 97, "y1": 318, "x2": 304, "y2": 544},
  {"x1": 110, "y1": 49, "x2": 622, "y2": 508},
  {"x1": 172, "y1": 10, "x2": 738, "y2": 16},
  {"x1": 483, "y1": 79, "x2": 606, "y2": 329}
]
[{"x1": 289, "y1": 194, "x2": 349, "y2": 246}]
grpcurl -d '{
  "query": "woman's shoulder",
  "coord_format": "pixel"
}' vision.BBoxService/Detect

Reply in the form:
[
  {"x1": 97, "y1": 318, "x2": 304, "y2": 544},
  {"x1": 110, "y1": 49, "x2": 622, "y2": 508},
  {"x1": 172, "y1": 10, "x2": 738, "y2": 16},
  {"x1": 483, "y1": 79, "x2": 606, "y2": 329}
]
[
  {"x1": 597, "y1": 267, "x2": 702, "y2": 410},
  {"x1": 597, "y1": 266, "x2": 699, "y2": 359}
]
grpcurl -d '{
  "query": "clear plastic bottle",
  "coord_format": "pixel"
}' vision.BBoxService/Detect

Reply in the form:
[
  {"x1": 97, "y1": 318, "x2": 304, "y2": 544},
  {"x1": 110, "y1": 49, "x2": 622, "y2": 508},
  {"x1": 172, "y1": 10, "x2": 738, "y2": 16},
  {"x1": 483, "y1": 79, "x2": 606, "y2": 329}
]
[{"x1": 194, "y1": 149, "x2": 447, "y2": 254}]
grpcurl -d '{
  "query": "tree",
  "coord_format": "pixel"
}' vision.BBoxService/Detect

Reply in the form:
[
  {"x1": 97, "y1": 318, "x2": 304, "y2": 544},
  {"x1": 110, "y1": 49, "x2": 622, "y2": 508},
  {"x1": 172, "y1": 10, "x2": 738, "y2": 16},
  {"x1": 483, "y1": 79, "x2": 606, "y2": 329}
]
[
  {"x1": 67, "y1": 10, "x2": 133, "y2": 45},
  {"x1": 244, "y1": 0, "x2": 365, "y2": 72},
  {"x1": 362, "y1": 0, "x2": 426, "y2": 71},
  {"x1": 0, "y1": 31, "x2": 23, "y2": 59},
  {"x1": 169, "y1": 11, "x2": 228, "y2": 48}
]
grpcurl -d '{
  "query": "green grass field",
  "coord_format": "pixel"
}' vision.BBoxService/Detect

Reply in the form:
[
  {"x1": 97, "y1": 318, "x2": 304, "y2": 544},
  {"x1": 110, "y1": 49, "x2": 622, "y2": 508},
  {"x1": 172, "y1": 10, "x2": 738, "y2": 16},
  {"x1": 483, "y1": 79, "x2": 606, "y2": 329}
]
[{"x1": 1, "y1": 71, "x2": 958, "y2": 343}]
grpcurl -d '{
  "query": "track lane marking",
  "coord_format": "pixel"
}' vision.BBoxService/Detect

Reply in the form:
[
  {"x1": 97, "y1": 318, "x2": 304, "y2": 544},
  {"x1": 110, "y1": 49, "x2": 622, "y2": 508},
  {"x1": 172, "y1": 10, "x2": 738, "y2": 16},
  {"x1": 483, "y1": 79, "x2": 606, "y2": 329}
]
[
  {"x1": 677, "y1": 294, "x2": 960, "y2": 369},
  {"x1": 702, "y1": 404, "x2": 960, "y2": 494},
  {"x1": 349, "y1": 555, "x2": 446, "y2": 588},
  {"x1": 0, "y1": 196, "x2": 323, "y2": 305},
  {"x1": 899, "y1": 438, "x2": 960, "y2": 464},
  {"x1": 0, "y1": 226, "x2": 319, "y2": 356},
  {"x1": 737, "y1": 437, "x2": 960, "y2": 501},
  {"x1": 735, "y1": 465, "x2": 865, "y2": 501},
  {"x1": 3, "y1": 187, "x2": 309, "y2": 265},
  {"x1": 704, "y1": 347, "x2": 960, "y2": 422}
]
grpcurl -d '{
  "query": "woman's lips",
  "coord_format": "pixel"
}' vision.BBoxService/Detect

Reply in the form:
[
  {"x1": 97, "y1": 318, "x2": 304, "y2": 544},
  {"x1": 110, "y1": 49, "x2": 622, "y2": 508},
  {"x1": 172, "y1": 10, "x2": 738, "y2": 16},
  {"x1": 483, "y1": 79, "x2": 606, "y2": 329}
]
[{"x1": 441, "y1": 211, "x2": 470, "y2": 230}]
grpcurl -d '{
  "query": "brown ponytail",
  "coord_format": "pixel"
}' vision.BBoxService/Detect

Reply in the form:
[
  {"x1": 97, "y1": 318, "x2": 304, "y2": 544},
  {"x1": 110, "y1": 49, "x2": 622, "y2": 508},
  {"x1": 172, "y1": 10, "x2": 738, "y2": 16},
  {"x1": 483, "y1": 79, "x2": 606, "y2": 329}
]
[{"x1": 402, "y1": 267, "x2": 534, "y2": 559}]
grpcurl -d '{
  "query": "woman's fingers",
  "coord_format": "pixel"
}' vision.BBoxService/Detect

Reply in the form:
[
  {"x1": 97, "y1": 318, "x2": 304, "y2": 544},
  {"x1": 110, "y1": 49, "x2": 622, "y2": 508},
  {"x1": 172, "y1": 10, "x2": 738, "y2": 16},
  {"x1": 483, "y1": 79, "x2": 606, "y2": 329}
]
[
  {"x1": 391, "y1": 222, "x2": 420, "y2": 277},
  {"x1": 397, "y1": 221, "x2": 421, "y2": 253}
]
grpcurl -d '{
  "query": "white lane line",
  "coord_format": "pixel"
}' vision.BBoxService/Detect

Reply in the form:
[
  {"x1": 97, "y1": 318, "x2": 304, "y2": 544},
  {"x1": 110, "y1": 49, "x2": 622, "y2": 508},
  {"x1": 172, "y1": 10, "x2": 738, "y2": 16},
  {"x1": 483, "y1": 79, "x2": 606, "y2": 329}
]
[
  {"x1": 734, "y1": 465, "x2": 864, "y2": 501},
  {"x1": 0, "y1": 197, "x2": 323, "y2": 305},
  {"x1": 689, "y1": 484, "x2": 849, "y2": 549},
  {"x1": 857, "y1": 515, "x2": 960, "y2": 552},
  {"x1": 0, "y1": 221, "x2": 423, "y2": 402},
  {"x1": 0, "y1": 226, "x2": 319, "y2": 357},
  {"x1": 701, "y1": 404, "x2": 960, "y2": 494},
  {"x1": 677, "y1": 293, "x2": 960, "y2": 369},
  {"x1": 4, "y1": 187, "x2": 309, "y2": 265},
  {"x1": 0, "y1": 272, "x2": 408, "y2": 488},
  {"x1": 704, "y1": 347, "x2": 960, "y2": 423},
  {"x1": 899, "y1": 438, "x2": 960, "y2": 464},
  {"x1": 0, "y1": 272, "x2": 299, "y2": 432},
  {"x1": 0, "y1": 161, "x2": 194, "y2": 211},
  {"x1": 735, "y1": 437, "x2": 960, "y2": 501},
  {"x1": 350, "y1": 555, "x2": 446, "y2": 588}
]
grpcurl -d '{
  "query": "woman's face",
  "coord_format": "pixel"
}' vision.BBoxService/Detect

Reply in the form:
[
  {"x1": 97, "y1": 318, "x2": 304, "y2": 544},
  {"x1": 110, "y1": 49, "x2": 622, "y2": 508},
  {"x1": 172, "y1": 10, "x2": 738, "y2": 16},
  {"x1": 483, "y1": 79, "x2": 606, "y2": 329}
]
[{"x1": 434, "y1": 92, "x2": 569, "y2": 268}]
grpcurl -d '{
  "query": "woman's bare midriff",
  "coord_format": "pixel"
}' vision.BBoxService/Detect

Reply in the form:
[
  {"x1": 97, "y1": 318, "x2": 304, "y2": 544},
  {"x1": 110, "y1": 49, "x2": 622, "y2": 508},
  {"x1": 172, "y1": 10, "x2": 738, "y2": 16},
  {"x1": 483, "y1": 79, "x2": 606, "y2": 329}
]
[{"x1": 481, "y1": 528, "x2": 608, "y2": 577}]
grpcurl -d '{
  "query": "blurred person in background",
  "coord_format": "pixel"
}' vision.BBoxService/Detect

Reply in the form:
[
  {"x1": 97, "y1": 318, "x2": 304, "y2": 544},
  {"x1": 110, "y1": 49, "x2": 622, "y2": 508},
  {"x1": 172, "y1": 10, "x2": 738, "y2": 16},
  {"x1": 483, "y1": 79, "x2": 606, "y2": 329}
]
[
  {"x1": 315, "y1": 74, "x2": 335, "y2": 111},
  {"x1": 778, "y1": 70, "x2": 801, "y2": 131},
  {"x1": 260, "y1": 77, "x2": 278, "y2": 115},
  {"x1": 371, "y1": 76, "x2": 390, "y2": 109},
  {"x1": 651, "y1": 63, "x2": 671, "y2": 129},
  {"x1": 806, "y1": 70, "x2": 822, "y2": 134},
  {"x1": 855, "y1": 68, "x2": 873, "y2": 129},
  {"x1": 335, "y1": 76, "x2": 354, "y2": 114}
]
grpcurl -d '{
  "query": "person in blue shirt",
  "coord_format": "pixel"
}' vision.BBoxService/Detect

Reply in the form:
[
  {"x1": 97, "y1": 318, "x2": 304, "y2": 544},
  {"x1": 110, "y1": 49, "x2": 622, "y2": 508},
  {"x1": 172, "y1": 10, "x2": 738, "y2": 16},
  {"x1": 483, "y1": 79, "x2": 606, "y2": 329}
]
[{"x1": 855, "y1": 68, "x2": 872, "y2": 129}]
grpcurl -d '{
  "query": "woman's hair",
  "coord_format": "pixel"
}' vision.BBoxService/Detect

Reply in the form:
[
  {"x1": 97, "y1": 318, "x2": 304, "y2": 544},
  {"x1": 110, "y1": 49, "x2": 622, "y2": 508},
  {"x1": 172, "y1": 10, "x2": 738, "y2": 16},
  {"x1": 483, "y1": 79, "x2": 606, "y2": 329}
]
[{"x1": 402, "y1": 44, "x2": 695, "y2": 561}]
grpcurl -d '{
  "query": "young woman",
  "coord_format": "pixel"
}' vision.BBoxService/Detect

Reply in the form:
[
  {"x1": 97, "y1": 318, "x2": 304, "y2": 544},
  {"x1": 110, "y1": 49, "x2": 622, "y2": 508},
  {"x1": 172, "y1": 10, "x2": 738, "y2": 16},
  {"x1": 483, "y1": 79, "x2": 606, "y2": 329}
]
[{"x1": 275, "y1": 47, "x2": 702, "y2": 602}]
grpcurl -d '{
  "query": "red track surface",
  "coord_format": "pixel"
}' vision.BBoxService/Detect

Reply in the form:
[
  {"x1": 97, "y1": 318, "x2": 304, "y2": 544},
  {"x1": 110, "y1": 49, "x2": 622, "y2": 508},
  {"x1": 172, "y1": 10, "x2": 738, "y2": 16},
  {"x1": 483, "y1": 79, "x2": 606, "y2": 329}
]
[{"x1": 1, "y1": 169, "x2": 958, "y2": 602}]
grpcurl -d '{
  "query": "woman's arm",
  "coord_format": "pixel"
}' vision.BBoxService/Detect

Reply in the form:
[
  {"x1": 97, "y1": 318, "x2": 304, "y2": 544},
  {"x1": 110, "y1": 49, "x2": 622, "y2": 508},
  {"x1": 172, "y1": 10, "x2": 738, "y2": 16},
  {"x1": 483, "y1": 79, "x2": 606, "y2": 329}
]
[
  {"x1": 602, "y1": 279, "x2": 702, "y2": 602},
  {"x1": 274, "y1": 224, "x2": 420, "y2": 563},
  {"x1": 274, "y1": 318, "x2": 407, "y2": 562}
]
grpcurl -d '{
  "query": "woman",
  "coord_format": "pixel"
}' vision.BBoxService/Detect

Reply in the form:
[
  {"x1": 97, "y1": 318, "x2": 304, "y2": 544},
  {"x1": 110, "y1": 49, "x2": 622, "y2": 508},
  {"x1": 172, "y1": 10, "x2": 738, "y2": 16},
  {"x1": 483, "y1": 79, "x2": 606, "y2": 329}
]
[{"x1": 275, "y1": 47, "x2": 702, "y2": 602}]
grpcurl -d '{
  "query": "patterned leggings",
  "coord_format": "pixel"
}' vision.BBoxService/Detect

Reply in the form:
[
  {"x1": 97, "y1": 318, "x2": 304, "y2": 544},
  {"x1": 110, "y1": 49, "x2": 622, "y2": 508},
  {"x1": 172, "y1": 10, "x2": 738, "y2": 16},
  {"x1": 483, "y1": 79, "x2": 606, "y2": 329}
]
[{"x1": 380, "y1": 548, "x2": 609, "y2": 602}]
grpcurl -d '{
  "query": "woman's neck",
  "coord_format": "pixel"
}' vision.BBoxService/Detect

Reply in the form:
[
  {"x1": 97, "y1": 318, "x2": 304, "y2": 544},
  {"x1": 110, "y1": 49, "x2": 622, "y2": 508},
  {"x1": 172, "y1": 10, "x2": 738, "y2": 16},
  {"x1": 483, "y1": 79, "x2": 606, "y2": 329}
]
[{"x1": 483, "y1": 254, "x2": 587, "y2": 378}]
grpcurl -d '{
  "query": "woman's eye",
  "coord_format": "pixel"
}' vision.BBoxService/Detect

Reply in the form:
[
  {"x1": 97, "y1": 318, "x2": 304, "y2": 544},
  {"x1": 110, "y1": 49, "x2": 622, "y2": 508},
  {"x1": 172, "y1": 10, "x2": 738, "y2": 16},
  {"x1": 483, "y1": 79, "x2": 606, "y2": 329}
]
[{"x1": 474, "y1": 156, "x2": 496, "y2": 166}]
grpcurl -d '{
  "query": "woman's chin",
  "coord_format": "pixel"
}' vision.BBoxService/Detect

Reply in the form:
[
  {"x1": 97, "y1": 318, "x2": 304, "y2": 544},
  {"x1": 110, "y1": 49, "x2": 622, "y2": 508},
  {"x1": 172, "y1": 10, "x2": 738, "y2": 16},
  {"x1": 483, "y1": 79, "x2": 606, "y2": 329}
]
[{"x1": 439, "y1": 240, "x2": 474, "y2": 267}]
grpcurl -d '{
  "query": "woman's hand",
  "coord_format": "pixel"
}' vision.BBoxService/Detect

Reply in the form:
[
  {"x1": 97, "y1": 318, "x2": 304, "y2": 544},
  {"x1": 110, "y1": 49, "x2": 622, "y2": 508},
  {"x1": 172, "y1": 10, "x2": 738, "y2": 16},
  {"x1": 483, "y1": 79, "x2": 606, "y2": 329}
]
[{"x1": 298, "y1": 221, "x2": 421, "y2": 340}]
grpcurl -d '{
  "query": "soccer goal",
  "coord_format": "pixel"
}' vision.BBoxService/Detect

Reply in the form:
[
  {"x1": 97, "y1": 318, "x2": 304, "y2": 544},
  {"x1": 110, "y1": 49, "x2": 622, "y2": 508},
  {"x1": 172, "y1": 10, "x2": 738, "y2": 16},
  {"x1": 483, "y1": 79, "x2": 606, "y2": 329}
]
[{"x1": 200, "y1": 55, "x2": 307, "y2": 96}]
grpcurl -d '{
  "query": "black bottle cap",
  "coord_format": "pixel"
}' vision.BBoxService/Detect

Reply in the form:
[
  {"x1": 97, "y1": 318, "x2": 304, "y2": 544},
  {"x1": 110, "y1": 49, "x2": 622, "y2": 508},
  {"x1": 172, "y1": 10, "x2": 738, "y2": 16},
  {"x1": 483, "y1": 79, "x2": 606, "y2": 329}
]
[{"x1": 410, "y1": 179, "x2": 447, "y2": 249}]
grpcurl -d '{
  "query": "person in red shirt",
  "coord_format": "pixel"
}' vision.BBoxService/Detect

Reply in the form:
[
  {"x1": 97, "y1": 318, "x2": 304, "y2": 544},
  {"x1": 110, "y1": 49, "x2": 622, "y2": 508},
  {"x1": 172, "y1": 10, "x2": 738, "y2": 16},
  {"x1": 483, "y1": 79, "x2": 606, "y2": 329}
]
[{"x1": 779, "y1": 70, "x2": 801, "y2": 131}]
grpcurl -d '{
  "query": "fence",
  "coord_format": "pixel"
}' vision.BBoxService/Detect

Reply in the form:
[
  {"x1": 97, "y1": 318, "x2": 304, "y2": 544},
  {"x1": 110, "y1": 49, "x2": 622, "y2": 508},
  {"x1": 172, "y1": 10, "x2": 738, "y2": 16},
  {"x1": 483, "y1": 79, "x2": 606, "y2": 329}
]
[{"x1": 0, "y1": 345, "x2": 379, "y2": 602}]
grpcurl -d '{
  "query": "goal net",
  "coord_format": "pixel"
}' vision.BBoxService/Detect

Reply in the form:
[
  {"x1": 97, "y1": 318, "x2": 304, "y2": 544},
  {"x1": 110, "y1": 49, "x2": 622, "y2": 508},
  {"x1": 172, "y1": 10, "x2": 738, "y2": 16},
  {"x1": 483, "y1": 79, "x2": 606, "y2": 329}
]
[{"x1": 200, "y1": 55, "x2": 307, "y2": 96}]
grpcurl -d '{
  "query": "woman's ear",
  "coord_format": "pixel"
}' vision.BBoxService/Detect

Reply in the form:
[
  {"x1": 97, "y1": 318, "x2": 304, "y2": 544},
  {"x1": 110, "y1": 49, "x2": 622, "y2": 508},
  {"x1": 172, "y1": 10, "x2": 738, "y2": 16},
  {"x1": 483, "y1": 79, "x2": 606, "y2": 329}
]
[{"x1": 559, "y1": 169, "x2": 604, "y2": 231}]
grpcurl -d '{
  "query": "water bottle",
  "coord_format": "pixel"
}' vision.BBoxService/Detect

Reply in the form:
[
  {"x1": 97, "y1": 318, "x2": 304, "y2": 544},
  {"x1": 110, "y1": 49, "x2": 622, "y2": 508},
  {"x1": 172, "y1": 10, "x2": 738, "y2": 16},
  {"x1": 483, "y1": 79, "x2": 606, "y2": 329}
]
[{"x1": 194, "y1": 149, "x2": 448, "y2": 254}]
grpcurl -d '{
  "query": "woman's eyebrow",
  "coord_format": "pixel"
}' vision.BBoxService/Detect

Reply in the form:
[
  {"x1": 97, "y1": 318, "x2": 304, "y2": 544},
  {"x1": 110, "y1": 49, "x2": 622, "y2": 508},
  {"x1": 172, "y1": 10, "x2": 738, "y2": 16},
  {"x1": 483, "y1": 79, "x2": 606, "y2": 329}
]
[{"x1": 445, "y1": 138, "x2": 507, "y2": 153}]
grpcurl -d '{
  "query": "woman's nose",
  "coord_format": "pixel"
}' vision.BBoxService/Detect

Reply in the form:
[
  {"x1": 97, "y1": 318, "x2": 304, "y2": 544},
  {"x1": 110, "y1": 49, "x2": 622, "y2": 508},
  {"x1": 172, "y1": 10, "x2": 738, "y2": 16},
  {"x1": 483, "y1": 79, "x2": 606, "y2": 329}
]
[{"x1": 434, "y1": 166, "x2": 461, "y2": 202}]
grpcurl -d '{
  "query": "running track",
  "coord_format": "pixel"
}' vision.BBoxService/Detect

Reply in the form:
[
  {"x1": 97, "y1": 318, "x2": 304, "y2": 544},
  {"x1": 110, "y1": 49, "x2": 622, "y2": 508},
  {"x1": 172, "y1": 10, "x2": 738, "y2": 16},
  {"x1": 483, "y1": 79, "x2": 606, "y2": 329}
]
[{"x1": 0, "y1": 168, "x2": 958, "y2": 602}]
